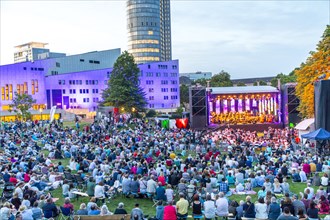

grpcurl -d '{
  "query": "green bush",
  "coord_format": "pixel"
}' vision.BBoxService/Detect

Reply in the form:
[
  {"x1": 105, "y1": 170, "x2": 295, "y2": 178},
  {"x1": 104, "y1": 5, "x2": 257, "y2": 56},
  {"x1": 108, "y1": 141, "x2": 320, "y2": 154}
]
[{"x1": 146, "y1": 109, "x2": 157, "y2": 118}]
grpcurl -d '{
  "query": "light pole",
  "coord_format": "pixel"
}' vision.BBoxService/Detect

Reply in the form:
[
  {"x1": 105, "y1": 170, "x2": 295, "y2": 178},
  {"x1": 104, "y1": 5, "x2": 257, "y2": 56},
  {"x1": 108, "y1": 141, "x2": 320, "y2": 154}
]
[{"x1": 39, "y1": 108, "x2": 43, "y2": 120}]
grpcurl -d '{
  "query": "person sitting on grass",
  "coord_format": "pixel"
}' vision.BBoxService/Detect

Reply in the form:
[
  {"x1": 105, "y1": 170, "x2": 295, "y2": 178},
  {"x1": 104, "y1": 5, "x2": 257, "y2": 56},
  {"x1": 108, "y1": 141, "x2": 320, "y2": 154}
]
[
  {"x1": 318, "y1": 195, "x2": 330, "y2": 214},
  {"x1": 277, "y1": 207, "x2": 298, "y2": 220},
  {"x1": 88, "y1": 205, "x2": 101, "y2": 215},
  {"x1": 76, "y1": 203, "x2": 88, "y2": 215},
  {"x1": 130, "y1": 203, "x2": 144, "y2": 220},
  {"x1": 114, "y1": 203, "x2": 127, "y2": 215},
  {"x1": 63, "y1": 197, "x2": 74, "y2": 213}
]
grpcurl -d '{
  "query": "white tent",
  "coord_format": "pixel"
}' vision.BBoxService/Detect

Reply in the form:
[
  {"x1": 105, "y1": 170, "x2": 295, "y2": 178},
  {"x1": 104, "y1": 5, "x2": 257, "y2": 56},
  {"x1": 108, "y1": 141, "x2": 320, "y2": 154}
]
[{"x1": 295, "y1": 118, "x2": 315, "y2": 141}]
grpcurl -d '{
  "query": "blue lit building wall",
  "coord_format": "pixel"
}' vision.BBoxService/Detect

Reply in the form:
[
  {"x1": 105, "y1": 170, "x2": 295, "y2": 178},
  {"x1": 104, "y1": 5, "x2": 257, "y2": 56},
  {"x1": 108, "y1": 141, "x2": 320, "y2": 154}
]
[
  {"x1": 45, "y1": 60, "x2": 180, "y2": 111},
  {"x1": 0, "y1": 57, "x2": 180, "y2": 111}
]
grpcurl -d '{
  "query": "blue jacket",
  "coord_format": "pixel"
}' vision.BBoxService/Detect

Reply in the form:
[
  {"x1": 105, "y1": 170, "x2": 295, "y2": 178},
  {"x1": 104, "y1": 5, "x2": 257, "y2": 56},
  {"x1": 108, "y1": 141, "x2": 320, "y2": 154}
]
[{"x1": 268, "y1": 202, "x2": 281, "y2": 220}]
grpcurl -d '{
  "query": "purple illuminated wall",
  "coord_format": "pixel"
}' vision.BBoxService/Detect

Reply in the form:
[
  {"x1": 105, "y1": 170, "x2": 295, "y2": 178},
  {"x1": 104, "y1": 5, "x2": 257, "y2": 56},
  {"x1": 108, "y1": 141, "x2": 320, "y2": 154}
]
[{"x1": 1, "y1": 58, "x2": 180, "y2": 111}]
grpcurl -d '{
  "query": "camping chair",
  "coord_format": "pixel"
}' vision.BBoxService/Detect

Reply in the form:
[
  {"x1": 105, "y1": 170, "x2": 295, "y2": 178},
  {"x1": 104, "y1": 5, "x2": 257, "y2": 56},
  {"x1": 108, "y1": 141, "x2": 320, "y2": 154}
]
[
  {"x1": 74, "y1": 174, "x2": 85, "y2": 190},
  {"x1": 59, "y1": 206, "x2": 73, "y2": 220},
  {"x1": 43, "y1": 210, "x2": 54, "y2": 219}
]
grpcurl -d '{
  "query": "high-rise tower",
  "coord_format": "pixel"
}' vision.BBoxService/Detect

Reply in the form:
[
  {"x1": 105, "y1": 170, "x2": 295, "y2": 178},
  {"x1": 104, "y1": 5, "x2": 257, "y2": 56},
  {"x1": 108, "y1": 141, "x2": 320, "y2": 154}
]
[{"x1": 127, "y1": 0, "x2": 172, "y2": 64}]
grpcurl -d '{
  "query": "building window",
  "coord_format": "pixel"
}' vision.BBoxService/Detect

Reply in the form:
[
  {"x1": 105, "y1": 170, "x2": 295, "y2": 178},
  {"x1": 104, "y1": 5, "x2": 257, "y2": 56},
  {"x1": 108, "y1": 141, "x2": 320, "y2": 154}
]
[
  {"x1": 23, "y1": 67, "x2": 27, "y2": 70},
  {"x1": 161, "y1": 88, "x2": 168, "y2": 92},
  {"x1": 171, "y1": 80, "x2": 177, "y2": 85},
  {"x1": 149, "y1": 96, "x2": 154, "y2": 101},
  {"x1": 170, "y1": 73, "x2": 177, "y2": 77},
  {"x1": 92, "y1": 89, "x2": 99, "y2": 94},
  {"x1": 170, "y1": 88, "x2": 177, "y2": 92},
  {"x1": 149, "y1": 104, "x2": 154, "y2": 108},
  {"x1": 23, "y1": 82, "x2": 28, "y2": 94},
  {"x1": 83, "y1": 98, "x2": 90, "y2": 103},
  {"x1": 172, "y1": 65, "x2": 177, "y2": 69},
  {"x1": 148, "y1": 65, "x2": 151, "y2": 69},
  {"x1": 156, "y1": 72, "x2": 161, "y2": 77},
  {"x1": 56, "y1": 62, "x2": 60, "y2": 67},
  {"x1": 31, "y1": 80, "x2": 35, "y2": 95},
  {"x1": 89, "y1": 60, "x2": 93, "y2": 63},
  {"x1": 163, "y1": 73, "x2": 168, "y2": 77},
  {"x1": 161, "y1": 80, "x2": 168, "y2": 85},
  {"x1": 93, "y1": 97, "x2": 99, "y2": 102},
  {"x1": 149, "y1": 88, "x2": 154, "y2": 93},
  {"x1": 80, "y1": 59, "x2": 84, "y2": 62},
  {"x1": 62, "y1": 89, "x2": 66, "y2": 94},
  {"x1": 146, "y1": 80, "x2": 154, "y2": 85},
  {"x1": 38, "y1": 68, "x2": 44, "y2": 71},
  {"x1": 69, "y1": 89, "x2": 76, "y2": 94},
  {"x1": 107, "y1": 72, "x2": 111, "y2": 78},
  {"x1": 1, "y1": 87, "x2": 4, "y2": 100},
  {"x1": 171, "y1": 95, "x2": 178, "y2": 100},
  {"x1": 164, "y1": 96, "x2": 168, "y2": 100},
  {"x1": 59, "y1": 80, "x2": 65, "y2": 85},
  {"x1": 94, "y1": 60, "x2": 100, "y2": 64},
  {"x1": 146, "y1": 72, "x2": 153, "y2": 77}
]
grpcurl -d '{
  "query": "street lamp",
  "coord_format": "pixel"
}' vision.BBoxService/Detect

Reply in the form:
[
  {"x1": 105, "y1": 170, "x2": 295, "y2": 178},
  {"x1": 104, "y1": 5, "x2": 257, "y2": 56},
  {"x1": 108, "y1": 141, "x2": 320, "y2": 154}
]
[{"x1": 39, "y1": 108, "x2": 43, "y2": 120}]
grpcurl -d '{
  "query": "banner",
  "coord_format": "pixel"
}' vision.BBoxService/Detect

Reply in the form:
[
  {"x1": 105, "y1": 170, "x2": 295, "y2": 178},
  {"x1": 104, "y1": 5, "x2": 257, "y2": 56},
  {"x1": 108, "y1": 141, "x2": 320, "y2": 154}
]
[{"x1": 50, "y1": 106, "x2": 57, "y2": 122}]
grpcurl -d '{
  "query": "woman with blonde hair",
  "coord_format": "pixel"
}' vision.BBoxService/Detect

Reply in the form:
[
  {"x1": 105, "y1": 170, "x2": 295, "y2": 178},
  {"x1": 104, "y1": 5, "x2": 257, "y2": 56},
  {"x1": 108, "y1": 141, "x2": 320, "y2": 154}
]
[{"x1": 273, "y1": 178, "x2": 282, "y2": 194}]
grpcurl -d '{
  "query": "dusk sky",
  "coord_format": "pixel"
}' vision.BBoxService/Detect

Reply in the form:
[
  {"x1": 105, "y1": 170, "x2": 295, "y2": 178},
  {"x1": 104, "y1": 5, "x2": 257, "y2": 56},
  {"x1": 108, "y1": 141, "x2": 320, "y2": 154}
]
[{"x1": 0, "y1": 0, "x2": 329, "y2": 79}]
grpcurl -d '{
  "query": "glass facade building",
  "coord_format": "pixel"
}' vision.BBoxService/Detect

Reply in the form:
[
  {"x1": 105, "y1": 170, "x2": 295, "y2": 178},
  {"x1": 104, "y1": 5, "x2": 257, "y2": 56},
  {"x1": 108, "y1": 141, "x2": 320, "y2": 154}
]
[{"x1": 127, "y1": 0, "x2": 172, "y2": 63}]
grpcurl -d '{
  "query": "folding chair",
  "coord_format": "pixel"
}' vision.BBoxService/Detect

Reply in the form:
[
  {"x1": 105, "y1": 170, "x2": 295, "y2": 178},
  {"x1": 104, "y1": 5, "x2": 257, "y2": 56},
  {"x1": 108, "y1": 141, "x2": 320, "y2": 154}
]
[
  {"x1": 152, "y1": 198, "x2": 160, "y2": 207},
  {"x1": 59, "y1": 206, "x2": 73, "y2": 220},
  {"x1": 74, "y1": 174, "x2": 85, "y2": 190}
]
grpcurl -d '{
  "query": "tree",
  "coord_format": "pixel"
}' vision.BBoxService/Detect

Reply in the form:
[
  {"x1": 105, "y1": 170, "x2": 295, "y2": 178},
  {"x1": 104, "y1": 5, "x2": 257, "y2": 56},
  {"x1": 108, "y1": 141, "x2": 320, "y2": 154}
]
[
  {"x1": 9, "y1": 92, "x2": 36, "y2": 121},
  {"x1": 270, "y1": 71, "x2": 297, "y2": 87},
  {"x1": 102, "y1": 51, "x2": 148, "y2": 112},
  {"x1": 210, "y1": 70, "x2": 233, "y2": 87},
  {"x1": 236, "y1": 82, "x2": 246, "y2": 87},
  {"x1": 295, "y1": 25, "x2": 330, "y2": 118},
  {"x1": 191, "y1": 78, "x2": 207, "y2": 86},
  {"x1": 180, "y1": 84, "x2": 189, "y2": 105},
  {"x1": 253, "y1": 80, "x2": 267, "y2": 86}
]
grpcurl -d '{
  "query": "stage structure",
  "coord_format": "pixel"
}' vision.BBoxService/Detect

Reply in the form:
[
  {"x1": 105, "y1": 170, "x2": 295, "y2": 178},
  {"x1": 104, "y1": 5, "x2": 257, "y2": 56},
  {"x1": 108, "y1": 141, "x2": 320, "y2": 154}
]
[
  {"x1": 208, "y1": 86, "x2": 282, "y2": 127},
  {"x1": 189, "y1": 86, "x2": 207, "y2": 129}
]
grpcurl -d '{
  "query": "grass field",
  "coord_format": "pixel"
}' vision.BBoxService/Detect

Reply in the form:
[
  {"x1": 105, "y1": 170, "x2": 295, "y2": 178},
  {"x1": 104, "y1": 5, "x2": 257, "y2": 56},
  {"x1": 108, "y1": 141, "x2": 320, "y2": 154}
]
[
  {"x1": 24, "y1": 121, "x2": 328, "y2": 218},
  {"x1": 45, "y1": 150, "x2": 321, "y2": 218}
]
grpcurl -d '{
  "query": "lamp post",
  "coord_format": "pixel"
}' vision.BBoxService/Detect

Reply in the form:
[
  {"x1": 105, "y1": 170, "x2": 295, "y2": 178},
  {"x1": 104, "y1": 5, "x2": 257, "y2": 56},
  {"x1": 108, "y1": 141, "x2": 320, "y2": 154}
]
[{"x1": 39, "y1": 108, "x2": 43, "y2": 120}]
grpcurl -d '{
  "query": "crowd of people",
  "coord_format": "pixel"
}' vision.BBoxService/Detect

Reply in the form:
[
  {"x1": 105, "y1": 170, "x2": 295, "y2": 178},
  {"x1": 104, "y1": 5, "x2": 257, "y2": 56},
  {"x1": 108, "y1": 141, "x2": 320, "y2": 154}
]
[{"x1": 0, "y1": 116, "x2": 330, "y2": 220}]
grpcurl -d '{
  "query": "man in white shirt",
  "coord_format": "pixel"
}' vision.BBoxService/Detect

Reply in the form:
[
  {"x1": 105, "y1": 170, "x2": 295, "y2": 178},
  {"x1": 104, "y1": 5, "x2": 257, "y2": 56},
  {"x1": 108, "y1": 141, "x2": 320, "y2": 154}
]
[
  {"x1": 146, "y1": 175, "x2": 157, "y2": 195},
  {"x1": 215, "y1": 192, "x2": 229, "y2": 217},
  {"x1": 94, "y1": 182, "x2": 105, "y2": 203}
]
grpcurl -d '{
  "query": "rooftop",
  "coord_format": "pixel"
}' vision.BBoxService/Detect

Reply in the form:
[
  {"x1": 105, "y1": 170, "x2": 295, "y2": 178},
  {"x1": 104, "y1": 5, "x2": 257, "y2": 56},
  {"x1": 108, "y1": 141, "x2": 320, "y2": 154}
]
[
  {"x1": 210, "y1": 86, "x2": 279, "y2": 94},
  {"x1": 15, "y1": 42, "x2": 48, "y2": 48}
]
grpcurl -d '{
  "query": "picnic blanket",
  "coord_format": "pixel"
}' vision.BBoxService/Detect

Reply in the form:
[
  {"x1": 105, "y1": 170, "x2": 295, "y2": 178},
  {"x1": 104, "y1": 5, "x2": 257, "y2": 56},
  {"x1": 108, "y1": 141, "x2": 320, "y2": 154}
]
[{"x1": 230, "y1": 189, "x2": 257, "y2": 195}]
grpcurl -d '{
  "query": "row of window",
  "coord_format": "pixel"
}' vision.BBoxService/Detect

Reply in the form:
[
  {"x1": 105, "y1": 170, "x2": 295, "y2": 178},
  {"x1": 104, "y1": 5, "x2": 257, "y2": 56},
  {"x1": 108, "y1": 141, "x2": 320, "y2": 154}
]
[
  {"x1": 146, "y1": 80, "x2": 178, "y2": 85},
  {"x1": 148, "y1": 95, "x2": 178, "y2": 101},
  {"x1": 149, "y1": 88, "x2": 178, "y2": 93},
  {"x1": 70, "y1": 97, "x2": 99, "y2": 103},
  {"x1": 23, "y1": 67, "x2": 45, "y2": 71},
  {"x1": 143, "y1": 72, "x2": 177, "y2": 77},
  {"x1": 1, "y1": 80, "x2": 38, "y2": 100},
  {"x1": 59, "y1": 80, "x2": 99, "y2": 85}
]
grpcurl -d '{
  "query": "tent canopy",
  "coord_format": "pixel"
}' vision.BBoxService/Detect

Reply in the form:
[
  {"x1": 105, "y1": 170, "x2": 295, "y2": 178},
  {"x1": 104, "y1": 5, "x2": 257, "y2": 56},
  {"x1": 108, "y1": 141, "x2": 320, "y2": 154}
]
[
  {"x1": 295, "y1": 118, "x2": 314, "y2": 130},
  {"x1": 301, "y1": 128, "x2": 330, "y2": 140}
]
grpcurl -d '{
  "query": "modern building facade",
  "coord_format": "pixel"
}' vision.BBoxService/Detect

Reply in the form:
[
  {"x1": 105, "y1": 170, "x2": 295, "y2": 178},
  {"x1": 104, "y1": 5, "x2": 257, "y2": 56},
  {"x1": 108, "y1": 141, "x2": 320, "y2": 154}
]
[
  {"x1": 1, "y1": 49, "x2": 180, "y2": 112},
  {"x1": 14, "y1": 42, "x2": 66, "y2": 63},
  {"x1": 127, "y1": 0, "x2": 172, "y2": 64}
]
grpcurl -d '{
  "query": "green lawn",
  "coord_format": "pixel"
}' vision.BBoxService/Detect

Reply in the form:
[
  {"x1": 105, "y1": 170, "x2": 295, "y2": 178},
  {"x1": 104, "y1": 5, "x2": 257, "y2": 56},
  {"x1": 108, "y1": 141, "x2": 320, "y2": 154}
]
[{"x1": 44, "y1": 149, "x2": 323, "y2": 218}]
